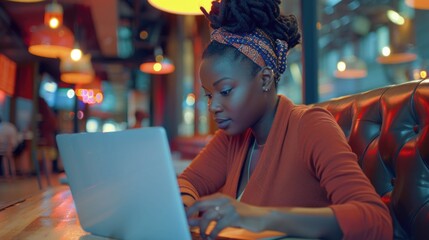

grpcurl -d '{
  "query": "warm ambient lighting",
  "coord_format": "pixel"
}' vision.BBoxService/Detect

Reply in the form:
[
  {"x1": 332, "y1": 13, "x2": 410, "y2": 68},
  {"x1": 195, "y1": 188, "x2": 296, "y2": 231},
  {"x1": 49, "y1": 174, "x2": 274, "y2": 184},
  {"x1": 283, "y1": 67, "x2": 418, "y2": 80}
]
[
  {"x1": 334, "y1": 56, "x2": 367, "y2": 79},
  {"x1": 405, "y1": 0, "x2": 429, "y2": 10},
  {"x1": 28, "y1": 1, "x2": 74, "y2": 58},
  {"x1": 148, "y1": 0, "x2": 212, "y2": 15},
  {"x1": 60, "y1": 54, "x2": 95, "y2": 84}
]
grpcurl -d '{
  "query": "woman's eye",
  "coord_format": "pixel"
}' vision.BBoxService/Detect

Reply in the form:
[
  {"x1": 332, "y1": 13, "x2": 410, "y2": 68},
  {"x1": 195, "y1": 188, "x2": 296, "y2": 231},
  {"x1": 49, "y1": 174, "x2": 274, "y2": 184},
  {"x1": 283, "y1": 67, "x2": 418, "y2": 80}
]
[
  {"x1": 220, "y1": 89, "x2": 232, "y2": 96},
  {"x1": 204, "y1": 93, "x2": 212, "y2": 99}
]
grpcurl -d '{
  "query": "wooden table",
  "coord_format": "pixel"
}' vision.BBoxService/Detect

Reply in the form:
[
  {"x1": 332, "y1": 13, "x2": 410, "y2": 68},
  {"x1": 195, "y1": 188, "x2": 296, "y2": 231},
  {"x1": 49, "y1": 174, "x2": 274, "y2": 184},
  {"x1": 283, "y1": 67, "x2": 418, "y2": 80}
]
[
  {"x1": 0, "y1": 185, "x2": 111, "y2": 240},
  {"x1": 0, "y1": 186, "x2": 234, "y2": 240},
  {"x1": 0, "y1": 186, "x2": 292, "y2": 240}
]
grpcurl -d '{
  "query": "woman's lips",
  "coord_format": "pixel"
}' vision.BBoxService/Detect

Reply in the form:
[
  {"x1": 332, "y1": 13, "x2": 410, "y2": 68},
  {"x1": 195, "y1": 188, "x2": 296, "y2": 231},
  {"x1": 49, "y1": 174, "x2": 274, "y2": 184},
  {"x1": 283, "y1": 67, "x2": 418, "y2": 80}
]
[{"x1": 215, "y1": 118, "x2": 231, "y2": 129}]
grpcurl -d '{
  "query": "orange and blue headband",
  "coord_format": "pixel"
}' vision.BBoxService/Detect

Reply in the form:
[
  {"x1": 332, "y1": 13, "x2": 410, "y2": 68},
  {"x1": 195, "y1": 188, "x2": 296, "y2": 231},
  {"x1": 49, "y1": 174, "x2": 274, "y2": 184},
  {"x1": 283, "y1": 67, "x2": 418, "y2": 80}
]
[{"x1": 210, "y1": 28, "x2": 289, "y2": 75}]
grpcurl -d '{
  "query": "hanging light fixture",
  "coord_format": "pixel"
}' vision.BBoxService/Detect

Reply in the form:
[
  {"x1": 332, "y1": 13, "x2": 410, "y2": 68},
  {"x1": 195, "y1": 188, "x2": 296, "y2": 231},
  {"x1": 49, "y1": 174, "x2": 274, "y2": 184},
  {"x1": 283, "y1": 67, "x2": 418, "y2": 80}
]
[
  {"x1": 405, "y1": 0, "x2": 429, "y2": 10},
  {"x1": 28, "y1": 1, "x2": 74, "y2": 58},
  {"x1": 334, "y1": 56, "x2": 367, "y2": 79},
  {"x1": 140, "y1": 47, "x2": 175, "y2": 74},
  {"x1": 60, "y1": 53, "x2": 95, "y2": 84},
  {"x1": 148, "y1": 0, "x2": 212, "y2": 15},
  {"x1": 376, "y1": 46, "x2": 417, "y2": 64},
  {"x1": 377, "y1": 13, "x2": 416, "y2": 65},
  {"x1": 7, "y1": 0, "x2": 44, "y2": 2}
]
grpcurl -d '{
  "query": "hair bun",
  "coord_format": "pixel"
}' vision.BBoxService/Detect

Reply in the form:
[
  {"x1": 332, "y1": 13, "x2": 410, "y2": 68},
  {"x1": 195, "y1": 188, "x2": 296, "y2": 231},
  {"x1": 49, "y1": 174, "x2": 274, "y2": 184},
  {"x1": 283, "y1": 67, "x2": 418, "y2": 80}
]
[{"x1": 202, "y1": 0, "x2": 301, "y2": 50}]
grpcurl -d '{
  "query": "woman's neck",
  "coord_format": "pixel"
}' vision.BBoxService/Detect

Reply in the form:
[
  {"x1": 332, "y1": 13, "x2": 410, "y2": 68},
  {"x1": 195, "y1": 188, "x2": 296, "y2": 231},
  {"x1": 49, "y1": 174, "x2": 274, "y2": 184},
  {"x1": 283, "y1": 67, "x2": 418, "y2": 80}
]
[{"x1": 251, "y1": 95, "x2": 280, "y2": 145}]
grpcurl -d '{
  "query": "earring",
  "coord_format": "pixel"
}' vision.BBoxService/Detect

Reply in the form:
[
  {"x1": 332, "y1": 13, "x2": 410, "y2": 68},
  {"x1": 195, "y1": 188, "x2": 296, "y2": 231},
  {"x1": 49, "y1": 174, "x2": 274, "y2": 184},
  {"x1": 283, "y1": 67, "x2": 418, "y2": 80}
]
[{"x1": 263, "y1": 87, "x2": 269, "y2": 92}]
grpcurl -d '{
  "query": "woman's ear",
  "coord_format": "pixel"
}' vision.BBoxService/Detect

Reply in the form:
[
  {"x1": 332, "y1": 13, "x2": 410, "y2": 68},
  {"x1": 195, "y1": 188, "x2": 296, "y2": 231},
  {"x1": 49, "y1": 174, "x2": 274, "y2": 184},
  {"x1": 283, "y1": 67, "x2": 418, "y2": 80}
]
[{"x1": 260, "y1": 67, "x2": 275, "y2": 92}]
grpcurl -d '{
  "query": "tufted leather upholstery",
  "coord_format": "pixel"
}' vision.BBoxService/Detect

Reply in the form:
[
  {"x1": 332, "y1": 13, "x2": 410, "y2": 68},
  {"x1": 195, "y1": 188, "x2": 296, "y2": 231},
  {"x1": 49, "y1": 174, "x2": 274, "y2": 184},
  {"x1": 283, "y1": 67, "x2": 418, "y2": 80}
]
[{"x1": 314, "y1": 79, "x2": 429, "y2": 239}]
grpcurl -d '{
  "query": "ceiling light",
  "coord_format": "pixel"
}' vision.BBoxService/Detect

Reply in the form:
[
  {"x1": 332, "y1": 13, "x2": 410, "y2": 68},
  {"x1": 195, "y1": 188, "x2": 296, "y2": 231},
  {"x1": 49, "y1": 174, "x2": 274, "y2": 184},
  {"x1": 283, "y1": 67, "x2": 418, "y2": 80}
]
[
  {"x1": 405, "y1": 0, "x2": 429, "y2": 10},
  {"x1": 148, "y1": 0, "x2": 213, "y2": 15},
  {"x1": 28, "y1": 1, "x2": 74, "y2": 58},
  {"x1": 60, "y1": 54, "x2": 95, "y2": 84}
]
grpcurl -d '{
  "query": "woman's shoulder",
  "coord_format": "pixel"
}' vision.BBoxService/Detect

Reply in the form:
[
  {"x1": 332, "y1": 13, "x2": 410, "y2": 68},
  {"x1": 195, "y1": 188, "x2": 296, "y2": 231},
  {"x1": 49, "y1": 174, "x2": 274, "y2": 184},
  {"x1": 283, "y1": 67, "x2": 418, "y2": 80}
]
[
  {"x1": 290, "y1": 103, "x2": 334, "y2": 122},
  {"x1": 277, "y1": 95, "x2": 332, "y2": 119}
]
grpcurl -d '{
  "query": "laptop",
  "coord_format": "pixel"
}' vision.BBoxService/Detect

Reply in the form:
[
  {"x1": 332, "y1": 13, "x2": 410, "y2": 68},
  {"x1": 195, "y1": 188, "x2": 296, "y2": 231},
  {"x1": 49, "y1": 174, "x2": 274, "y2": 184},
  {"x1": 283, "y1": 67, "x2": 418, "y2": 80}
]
[
  {"x1": 56, "y1": 127, "x2": 192, "y2": 240},
  {"x1": 57, "y1": 127, "x2": 288, "y2": 240}
]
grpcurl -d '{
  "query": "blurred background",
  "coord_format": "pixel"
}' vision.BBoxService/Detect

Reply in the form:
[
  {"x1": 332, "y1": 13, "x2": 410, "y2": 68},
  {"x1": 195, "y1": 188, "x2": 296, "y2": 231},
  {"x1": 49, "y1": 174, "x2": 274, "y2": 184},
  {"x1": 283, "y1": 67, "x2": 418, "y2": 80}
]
[{"x1": 0, "y1": 0, "x2": 428, "y2": 205}]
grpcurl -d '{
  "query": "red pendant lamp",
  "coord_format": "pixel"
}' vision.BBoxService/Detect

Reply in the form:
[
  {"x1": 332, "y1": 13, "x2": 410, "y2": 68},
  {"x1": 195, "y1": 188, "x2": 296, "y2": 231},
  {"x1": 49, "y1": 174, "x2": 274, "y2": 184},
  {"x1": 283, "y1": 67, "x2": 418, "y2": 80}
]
[
  {"x1": 140, "y1": 47, "x2": 175, "y2": 75},
  {"x1": 28, "y1": 1, "x2": 74, "y2": 58}
]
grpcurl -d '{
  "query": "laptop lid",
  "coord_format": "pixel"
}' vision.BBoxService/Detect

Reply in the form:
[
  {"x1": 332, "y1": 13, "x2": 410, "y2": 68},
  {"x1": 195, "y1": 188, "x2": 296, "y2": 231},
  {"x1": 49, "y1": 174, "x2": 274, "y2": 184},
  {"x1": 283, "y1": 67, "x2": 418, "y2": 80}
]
[{"x1": 56, "y1": 127, "x2": 191, "y2": 240}]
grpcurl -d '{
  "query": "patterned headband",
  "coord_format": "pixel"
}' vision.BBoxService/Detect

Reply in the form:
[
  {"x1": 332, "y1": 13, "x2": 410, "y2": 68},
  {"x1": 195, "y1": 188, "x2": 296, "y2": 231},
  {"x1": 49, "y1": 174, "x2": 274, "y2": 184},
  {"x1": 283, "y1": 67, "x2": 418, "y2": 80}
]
[{"x1": 210, "y1": 28, "x2": 289, "y2": 76}]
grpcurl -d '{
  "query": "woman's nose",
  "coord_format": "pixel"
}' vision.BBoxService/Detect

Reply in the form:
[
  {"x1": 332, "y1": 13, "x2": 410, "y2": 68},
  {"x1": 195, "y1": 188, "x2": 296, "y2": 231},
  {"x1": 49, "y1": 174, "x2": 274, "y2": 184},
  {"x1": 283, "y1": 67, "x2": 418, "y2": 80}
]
[{"x1": 208, "y1": 97, "x2": 222, "y2": 113}]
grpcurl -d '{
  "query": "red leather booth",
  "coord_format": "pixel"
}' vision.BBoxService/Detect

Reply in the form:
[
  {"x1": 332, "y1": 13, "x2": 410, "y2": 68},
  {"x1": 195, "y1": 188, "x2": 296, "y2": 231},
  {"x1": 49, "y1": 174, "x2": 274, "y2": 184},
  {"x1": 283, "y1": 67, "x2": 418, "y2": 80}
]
[{"x1": 315, "y1": 79, "x2": 429, "y2": 239}]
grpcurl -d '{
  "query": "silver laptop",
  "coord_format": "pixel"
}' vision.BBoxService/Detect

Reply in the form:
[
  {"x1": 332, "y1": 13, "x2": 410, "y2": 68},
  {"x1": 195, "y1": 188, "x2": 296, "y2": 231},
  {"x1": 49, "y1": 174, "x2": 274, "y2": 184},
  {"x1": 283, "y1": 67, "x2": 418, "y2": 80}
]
[{"x1": 56, "y1": 127, "x2": 191, "y2": 240}]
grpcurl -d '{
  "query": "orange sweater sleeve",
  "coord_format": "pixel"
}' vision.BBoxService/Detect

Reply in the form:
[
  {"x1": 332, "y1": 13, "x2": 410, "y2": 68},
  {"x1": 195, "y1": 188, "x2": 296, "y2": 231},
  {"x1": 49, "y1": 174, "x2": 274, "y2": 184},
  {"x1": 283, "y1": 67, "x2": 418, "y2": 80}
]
[
  {"x1": 299, "y1": 107, "x2": 393, "y2": 239},
  {"x1": 178, "y1": 130, "x2": 231, "y2": 199}
]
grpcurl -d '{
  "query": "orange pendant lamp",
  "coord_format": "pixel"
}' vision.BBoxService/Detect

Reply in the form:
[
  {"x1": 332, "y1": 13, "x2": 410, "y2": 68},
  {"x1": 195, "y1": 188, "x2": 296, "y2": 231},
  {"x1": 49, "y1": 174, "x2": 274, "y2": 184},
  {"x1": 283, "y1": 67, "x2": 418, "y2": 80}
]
[
  {"x1": 28, "y1": 1, "x2": 74, "y2": 58},
  {"x1": 140, "y1": 47, "x2": 175, "y2": 74},
  {"x1": 148, "y1": 0, "x2": 213, "y2": 15},
  {"x1": 377, "y1": 15, "x2": 416, "y2": 65},
  {"x1": 60, "y1": 53, "x2": 95, "y2": 84},
  {"x1": 405, "y1": 0, "x2": 429, "y2": 10}
]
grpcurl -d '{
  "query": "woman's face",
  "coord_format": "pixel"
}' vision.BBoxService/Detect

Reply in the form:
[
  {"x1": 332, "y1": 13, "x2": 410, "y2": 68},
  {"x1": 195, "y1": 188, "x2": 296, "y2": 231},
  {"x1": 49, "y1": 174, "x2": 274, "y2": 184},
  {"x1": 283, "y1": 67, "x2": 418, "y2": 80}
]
[{"x1": 200, "y1": 55, "x2": 268, "y2": 135}]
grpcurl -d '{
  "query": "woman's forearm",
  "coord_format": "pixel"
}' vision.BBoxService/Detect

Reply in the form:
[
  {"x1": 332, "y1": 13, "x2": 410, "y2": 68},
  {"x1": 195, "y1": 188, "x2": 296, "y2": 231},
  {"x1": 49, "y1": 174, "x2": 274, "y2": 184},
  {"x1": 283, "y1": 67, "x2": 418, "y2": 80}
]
[{"x1": 260, "y1": 206, "x2": 343, "y2": 239}]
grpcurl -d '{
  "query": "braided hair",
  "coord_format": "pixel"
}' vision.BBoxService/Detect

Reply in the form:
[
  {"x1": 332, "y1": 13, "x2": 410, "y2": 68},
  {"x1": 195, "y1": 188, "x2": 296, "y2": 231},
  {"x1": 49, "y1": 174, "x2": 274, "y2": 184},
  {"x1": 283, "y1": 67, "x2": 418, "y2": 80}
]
[{"x1": 201, "y1": 0, "x2": 301, "y2": 81}]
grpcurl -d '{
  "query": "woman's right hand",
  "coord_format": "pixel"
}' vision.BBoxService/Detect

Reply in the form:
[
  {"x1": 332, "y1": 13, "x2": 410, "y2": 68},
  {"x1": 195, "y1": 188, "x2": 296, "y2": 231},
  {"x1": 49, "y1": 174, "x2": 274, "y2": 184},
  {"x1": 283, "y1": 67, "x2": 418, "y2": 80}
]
[{"x1": 186, "y1": 193, "x2": 270, "y2": 239}]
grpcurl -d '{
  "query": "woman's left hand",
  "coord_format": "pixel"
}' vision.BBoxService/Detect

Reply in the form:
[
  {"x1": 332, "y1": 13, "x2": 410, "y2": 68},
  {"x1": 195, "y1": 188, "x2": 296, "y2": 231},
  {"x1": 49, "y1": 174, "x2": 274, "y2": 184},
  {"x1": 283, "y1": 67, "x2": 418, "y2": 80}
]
[{"x1": 186, "y1": 193, "x2": 269, "y2": 239}]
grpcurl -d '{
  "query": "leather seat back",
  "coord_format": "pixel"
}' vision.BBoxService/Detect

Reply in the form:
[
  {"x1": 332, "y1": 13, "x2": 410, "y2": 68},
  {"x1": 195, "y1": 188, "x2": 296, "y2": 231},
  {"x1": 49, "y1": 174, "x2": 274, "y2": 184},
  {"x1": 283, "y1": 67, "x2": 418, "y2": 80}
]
[{"x1": 314, "y1": 79, "x2": 429, "y2": 239}]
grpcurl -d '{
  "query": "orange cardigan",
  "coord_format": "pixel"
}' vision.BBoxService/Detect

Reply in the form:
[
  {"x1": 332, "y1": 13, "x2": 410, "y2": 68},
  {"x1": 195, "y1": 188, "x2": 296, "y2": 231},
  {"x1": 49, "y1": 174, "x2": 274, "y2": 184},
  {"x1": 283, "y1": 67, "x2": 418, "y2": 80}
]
[{"x1": 178, "y1": 95, "x2": 392, "y2": 239}]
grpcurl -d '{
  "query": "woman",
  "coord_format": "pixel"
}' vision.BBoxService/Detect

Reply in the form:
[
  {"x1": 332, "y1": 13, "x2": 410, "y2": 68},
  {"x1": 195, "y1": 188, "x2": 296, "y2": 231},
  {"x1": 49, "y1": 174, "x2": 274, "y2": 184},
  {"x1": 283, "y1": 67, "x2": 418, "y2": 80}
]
[{"x1": 178, "y1": 0, "x2": 392, "y2": 239}]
